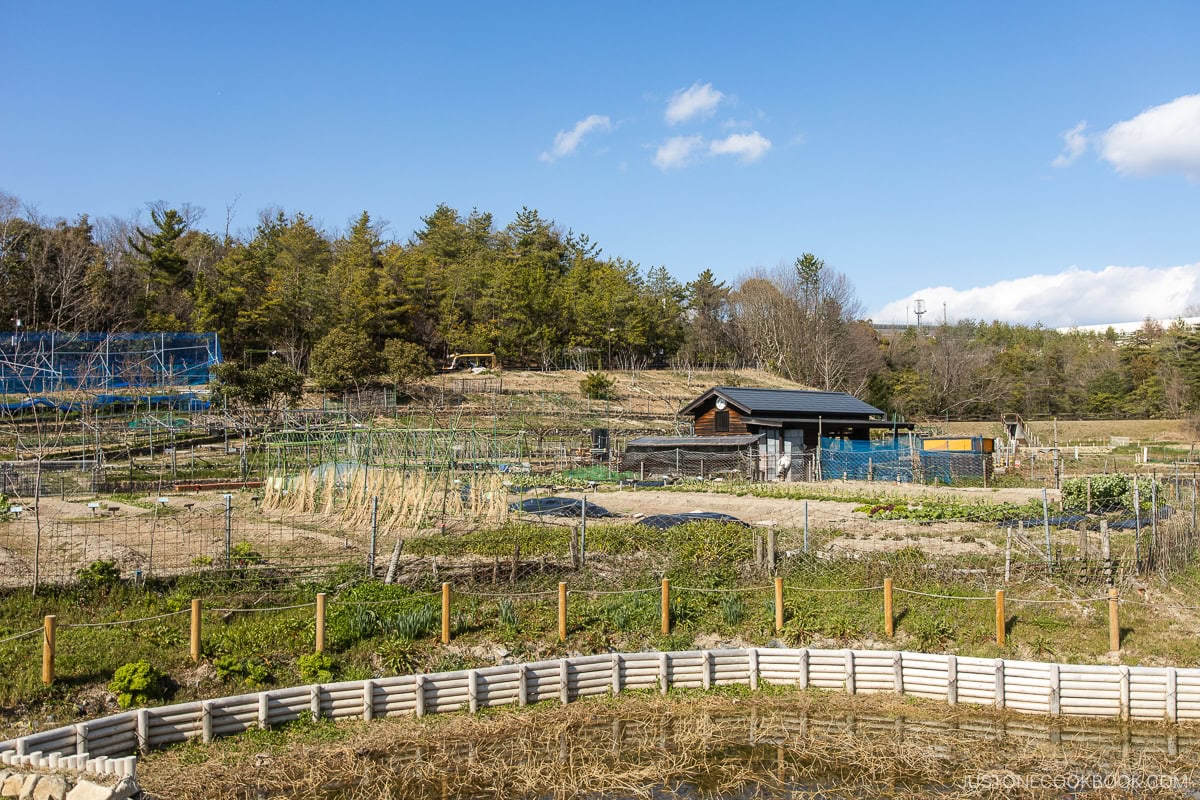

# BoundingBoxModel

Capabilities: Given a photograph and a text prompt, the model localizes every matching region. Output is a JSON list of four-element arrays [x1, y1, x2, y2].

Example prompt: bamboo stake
[[558, 582, 567, 641], [883, 578, 893, 637], [774, 577, 784, 634], [441, 582, 451, 644], [315, 593, 326, 653], [995, 590, 1005, 647], [661, 579, 670, 635], [190, 599, 202, 662], [42, 614, 56, 685], [1108, 588, 1120, 654]]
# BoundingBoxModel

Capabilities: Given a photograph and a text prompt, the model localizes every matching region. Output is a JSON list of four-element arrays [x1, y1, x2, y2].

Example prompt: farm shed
[[627, 387, 912, 481], [620, 434, 762, 479]]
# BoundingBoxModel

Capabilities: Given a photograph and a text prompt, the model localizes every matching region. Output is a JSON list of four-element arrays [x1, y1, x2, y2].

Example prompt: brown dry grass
[[940, 419, 1194, 446], [138, 690, 1200, 800]]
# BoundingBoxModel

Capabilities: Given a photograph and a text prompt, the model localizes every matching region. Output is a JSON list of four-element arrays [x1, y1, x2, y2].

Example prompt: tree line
[[1, 190, 1193, 420]]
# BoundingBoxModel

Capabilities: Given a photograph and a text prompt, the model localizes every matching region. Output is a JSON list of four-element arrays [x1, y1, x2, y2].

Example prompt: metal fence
[[1, 463, 1198, 592]]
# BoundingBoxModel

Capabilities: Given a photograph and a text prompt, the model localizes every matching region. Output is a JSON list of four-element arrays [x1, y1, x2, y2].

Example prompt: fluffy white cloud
[[665, 82, 724, 125], [540, 114, 612, 163], [710, 131, 771, 163], [1098, 94, 1200, 180], [873, 263, 1200, 328], [1052, 121, 1088, 168], [653, 135, 705, 170]]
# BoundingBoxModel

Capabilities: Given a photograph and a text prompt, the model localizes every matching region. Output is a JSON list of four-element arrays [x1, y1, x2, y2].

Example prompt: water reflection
[[319, 703, 1199, 799]]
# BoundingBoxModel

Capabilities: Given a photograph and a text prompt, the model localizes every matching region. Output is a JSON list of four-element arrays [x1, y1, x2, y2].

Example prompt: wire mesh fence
[[0, 459, 1198, 594]]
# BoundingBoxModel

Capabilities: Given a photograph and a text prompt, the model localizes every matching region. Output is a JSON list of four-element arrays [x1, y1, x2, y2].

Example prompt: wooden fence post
[[661, 579, 670, 635], [441, 582, 451, 644], [995, 590, 1005, 647], [558, 582, 568, 641], [774, 577, 784, 634], [190, 599, 202, 662], [42, 614, 56, 685], [315, 593, 326, 653], [883, 578, 894, 637], [1108, 587, 1120, 653]]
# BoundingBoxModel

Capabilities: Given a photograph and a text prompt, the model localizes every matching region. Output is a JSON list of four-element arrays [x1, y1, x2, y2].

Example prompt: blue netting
[[817, 437, 991, 484], [0, 332, 222, 393], [0, 392, 210, 413]]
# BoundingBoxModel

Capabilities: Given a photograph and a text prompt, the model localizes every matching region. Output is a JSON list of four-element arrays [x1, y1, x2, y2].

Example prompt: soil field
[[939, 418, 1194, 445]]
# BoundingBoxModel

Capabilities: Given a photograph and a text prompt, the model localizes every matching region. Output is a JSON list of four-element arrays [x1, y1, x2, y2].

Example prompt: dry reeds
[[262, 466, 508, 533], [138, 691, 1199, 800]]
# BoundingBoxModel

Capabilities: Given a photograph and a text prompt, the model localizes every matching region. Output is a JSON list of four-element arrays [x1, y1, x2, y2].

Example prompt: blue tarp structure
[[818, 437, 991, 484], [0, 332, 222, 393], [819, 437, 913, 482], [0, 392, 210, 413]]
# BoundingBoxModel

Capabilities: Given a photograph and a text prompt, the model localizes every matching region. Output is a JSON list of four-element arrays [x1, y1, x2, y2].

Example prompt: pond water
[[308, 703, 1200, 800]]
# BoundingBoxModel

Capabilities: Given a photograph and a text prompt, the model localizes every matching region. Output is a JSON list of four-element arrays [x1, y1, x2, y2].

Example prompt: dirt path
[[553, 488, 1001, 557]]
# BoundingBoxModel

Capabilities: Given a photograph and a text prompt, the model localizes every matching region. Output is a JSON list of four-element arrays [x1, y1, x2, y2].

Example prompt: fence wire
[[0, 464, 1197, 593]]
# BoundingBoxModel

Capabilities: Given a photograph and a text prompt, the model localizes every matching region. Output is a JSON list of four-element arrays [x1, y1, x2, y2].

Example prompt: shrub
[[77, 559, 121, 589], [229, 542, 264, 566], [214, 655, 271, 687], [377, 637, 418, 675], [297, 652, 336, 683], [310, 326, 383, 392], [579, 372, 616, 400], [109, 661, 169, 708], [1061, 474, 1163, 512], [908, 613, 955, 651], [383, 339, 435, 390]]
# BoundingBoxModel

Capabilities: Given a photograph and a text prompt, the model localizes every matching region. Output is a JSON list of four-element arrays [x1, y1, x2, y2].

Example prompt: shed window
[[715, 410, 730, 432]]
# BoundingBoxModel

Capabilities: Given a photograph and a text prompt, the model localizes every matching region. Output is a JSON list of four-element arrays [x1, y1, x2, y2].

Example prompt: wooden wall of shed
[[693, 406, 749, 436]]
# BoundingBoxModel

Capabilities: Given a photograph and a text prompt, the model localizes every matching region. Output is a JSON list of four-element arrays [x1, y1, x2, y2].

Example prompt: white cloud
[[1052, 121, 1088, 168], [1098, 94, 1200, 181], [653, 135, 705, 170], [540, 114, 612, 163], [665, 82, 724, 125], [873, 263, 1200, 328], [710, 131, 771, 163]]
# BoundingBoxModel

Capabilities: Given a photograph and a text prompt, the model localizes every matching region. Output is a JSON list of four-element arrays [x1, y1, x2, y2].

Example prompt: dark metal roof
[[742, 416, 914, 429], [626, 434, 762, 448], [680, 386, 886, 418]]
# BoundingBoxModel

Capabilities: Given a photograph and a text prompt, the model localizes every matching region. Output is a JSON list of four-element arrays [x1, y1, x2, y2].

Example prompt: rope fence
[[12, 576, 1179, 688]]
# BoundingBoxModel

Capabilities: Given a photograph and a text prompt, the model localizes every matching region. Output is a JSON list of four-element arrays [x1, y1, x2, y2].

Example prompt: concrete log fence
[[4, 647, 1200, 782]]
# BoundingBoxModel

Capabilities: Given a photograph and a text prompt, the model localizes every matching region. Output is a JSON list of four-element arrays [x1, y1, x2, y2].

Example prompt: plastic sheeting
[[509, 497, 615, 517]]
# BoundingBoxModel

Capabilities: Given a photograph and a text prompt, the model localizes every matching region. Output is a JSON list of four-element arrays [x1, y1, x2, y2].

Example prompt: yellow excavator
[[441, 353, 500, 371]]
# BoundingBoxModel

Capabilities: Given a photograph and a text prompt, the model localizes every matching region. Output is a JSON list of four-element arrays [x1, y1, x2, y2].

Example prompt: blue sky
[[2, 1, 1199, 327]]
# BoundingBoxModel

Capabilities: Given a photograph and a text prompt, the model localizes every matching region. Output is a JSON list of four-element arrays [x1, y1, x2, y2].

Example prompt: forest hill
[[1, 191, 1195, 421]]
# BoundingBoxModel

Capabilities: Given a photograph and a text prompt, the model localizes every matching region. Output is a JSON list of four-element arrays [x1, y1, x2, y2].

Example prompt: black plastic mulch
[[509, 497, 616, 518]]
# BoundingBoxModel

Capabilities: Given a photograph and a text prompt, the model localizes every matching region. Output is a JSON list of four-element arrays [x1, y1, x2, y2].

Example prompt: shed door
[[782, 429, 805, 454]]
